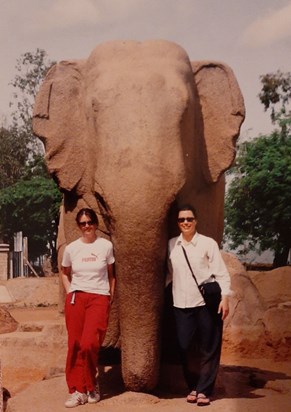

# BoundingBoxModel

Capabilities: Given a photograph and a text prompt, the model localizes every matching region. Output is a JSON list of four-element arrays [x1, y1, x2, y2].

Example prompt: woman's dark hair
[[177, 204, 197, 218], [76, 208, 99, 226]]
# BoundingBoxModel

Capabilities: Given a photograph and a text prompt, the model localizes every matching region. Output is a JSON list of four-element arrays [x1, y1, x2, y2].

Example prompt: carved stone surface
[[223, 254, 291, 359], [33, 40, 245, 391], [0, 307, 18, 334]]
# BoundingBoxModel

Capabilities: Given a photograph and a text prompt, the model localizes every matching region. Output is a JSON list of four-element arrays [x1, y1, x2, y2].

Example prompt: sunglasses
[[79, 220, 94, 227], [177, 217, 195, 223]]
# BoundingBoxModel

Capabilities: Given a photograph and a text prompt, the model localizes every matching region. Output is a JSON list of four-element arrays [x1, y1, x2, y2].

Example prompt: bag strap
[[181, 245, 205, 300]]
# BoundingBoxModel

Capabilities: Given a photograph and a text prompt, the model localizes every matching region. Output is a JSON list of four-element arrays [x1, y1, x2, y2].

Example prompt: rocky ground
[[1, 274, 291, 412], [1, 306, 290, 412]]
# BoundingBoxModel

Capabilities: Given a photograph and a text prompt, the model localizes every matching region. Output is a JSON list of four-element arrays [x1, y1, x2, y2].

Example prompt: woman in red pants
[[61, 208, 115, 408]]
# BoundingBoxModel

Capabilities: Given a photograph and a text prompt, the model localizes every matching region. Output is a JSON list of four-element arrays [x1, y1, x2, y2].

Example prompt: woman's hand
[[218, 296, 229, 320], [61, 266, 72, 294]]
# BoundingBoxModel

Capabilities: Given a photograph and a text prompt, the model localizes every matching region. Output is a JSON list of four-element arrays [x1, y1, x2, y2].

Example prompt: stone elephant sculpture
[[32, 40, 245, 392]]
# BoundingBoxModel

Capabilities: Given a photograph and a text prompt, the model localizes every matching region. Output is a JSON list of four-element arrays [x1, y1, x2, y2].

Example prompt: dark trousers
[[174, 305, 223, 396]]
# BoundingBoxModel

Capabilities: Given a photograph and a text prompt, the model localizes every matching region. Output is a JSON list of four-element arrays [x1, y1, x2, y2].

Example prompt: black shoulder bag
[[181, 245, 221, 310]]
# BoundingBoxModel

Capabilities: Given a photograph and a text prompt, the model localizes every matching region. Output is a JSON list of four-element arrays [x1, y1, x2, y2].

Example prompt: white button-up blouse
[[167, 232, 231, 308]]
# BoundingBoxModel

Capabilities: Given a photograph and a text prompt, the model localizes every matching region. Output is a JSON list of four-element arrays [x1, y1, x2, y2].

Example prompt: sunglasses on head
[[177, 217, 195, 223], [79, 220, 94, 227]]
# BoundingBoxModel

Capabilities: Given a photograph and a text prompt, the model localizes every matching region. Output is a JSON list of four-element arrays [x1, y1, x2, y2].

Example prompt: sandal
[[186, 390, 197, 403], [197, 393, 210, 406]]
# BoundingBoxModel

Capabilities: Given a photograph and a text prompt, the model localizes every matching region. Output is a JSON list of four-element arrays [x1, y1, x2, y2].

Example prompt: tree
[[0, 126, 28, 189], [259, 70, 291, 138], [0, 49, 55, 190], [259, 71, 291, 120], [0, 49, 60, 269], [225, 71, 291, 267], [9, 48, 54, 149], [0, 176, 62, 261]]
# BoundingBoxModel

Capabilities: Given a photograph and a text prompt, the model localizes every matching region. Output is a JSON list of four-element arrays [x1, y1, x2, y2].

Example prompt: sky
[[0, 0, 290, 139]]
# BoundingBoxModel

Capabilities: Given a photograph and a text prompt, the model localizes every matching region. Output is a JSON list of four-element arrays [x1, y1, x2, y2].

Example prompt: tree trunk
[[273, 246, 290, 268]]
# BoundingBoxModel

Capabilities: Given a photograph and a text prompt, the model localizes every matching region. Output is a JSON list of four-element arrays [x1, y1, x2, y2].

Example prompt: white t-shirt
[[62, 237, 115, 295]]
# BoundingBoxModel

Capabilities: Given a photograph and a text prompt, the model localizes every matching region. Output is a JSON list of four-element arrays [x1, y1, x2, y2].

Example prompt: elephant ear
[[191, 61, 245, 183], [33, 60, 88, 192]]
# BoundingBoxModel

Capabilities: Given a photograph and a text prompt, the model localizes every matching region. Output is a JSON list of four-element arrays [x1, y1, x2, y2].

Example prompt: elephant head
[[33, 40, 245, 391]]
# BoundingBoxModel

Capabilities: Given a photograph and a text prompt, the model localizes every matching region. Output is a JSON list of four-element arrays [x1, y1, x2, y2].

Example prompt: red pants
[[65, 291, 110, 393]]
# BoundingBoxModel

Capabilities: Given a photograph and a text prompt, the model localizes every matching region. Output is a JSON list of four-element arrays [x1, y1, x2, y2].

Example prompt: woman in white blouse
[[168, 204, 230, 406]]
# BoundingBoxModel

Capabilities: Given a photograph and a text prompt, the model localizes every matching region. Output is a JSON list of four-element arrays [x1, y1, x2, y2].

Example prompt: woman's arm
[[108, 263, 116, 303], [208, 240, 231, 298], [208, 240, 230, 320], [61, 266, 72, 294]]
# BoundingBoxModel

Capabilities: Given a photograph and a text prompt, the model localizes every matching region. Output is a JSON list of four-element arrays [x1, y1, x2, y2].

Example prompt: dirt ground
[[2, 306, 291, 412]]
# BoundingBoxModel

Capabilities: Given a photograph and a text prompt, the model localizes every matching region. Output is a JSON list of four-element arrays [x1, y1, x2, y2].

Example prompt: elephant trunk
[[113, 220, 168, 391]]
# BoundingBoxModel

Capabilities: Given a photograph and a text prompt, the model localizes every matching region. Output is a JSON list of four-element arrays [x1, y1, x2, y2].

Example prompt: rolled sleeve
[[208, 240, 231, 296], [106, 243, 115, 265], [61, 246, 71, 267]]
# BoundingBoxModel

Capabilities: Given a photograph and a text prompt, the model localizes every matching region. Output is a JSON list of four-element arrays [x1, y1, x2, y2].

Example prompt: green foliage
[[225, 132, 291, 255], [0, 125, 49, 190], [259, 71, 291, 135], [9, 48, 55, 146], [259, 71, 291, 115], [0, 126, 27, 188], [0, 49, 60, 266], [0, 49, 55, 191], [225, 71, 291, 267], [0, 176, 62, 260]]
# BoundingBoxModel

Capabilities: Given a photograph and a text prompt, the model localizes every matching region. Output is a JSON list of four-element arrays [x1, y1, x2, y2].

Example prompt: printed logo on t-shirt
[[81, 253, 98, 262]]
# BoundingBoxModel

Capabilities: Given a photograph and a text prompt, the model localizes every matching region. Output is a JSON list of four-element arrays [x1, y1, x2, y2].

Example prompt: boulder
[[222, 254, 291, 359], [5, 277, 59, 307], [0, 307, 18, 334]]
